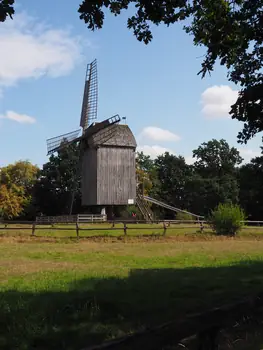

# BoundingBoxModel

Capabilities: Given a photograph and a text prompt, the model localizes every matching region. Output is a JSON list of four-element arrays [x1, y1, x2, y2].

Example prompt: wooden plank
[[82, 148, 98, 206], [97, 147, 136, 205]]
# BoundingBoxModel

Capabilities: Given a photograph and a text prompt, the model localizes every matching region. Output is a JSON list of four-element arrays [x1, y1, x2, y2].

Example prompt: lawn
[[1, 235, 263, 349]]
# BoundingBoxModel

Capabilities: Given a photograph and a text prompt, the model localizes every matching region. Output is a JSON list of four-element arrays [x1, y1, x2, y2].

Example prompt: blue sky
[[0, 0, 262, 167]]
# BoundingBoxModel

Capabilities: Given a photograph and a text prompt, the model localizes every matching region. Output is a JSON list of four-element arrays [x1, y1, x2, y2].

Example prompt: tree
[[1, 160, 39, 190], [0, 161, 39, 219], [154, 152, 191, 209], [136, 152, 159, 197], [0, 184, 24, 219], [34, 143, 81, 216], [186, 139, 242, 215], [239, 149, 263, 220], [136, 152, 155, 173], [192, 139, 243, 177], [0, 0, 14, 22], [77, 0, 263, 143]]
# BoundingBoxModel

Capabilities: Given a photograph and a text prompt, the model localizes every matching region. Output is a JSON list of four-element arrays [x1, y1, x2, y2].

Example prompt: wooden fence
[[81, 293, 263, 350], [35, 214, 107, 224], [35, 215, 77, 224], [0, 221, 194, 237], [1, 220, 263, 238]]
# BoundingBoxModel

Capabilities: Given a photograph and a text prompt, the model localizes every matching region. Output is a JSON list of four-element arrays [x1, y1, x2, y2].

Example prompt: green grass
[[1, 236, 263, 349]]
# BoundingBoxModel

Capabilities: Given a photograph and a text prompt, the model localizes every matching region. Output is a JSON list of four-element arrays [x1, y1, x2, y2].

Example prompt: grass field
[[2, 232, 263, 349]]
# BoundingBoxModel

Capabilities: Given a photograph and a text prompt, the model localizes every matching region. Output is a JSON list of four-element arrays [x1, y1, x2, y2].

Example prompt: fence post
[[32, 223, 36, 236], [197, 327, 219, 350], [76, 222, 79, 239], [163, 222, 167, 236], [123, 223, 127, 236]]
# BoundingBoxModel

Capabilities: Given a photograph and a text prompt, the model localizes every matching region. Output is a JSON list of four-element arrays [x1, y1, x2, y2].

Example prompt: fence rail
[[81, 292, 263, 350], [0, 222, 176, 237], [1, 219, 263, 238], [35, 215, 77, 223], [35, 214, 107, 224]]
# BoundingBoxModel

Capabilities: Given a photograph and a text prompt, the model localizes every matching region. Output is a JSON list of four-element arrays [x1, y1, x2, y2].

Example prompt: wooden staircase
[[136, 193, 154, 222]]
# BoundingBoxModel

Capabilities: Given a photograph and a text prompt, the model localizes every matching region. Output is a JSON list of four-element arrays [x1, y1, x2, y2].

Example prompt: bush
[[120, 205, 143, 220], [176, 211, 194, 221], [209, 203, 245, 236]]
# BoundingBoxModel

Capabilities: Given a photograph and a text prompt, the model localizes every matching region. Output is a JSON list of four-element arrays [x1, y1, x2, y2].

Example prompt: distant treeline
[[0, 139, 262, 220]]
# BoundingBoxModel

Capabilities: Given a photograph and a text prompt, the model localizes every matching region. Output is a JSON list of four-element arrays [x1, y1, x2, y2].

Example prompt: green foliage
[[34, 142, 81, 216], [0, 0, 14, 22], [0, 160, 39, 189], [1, 138, 263, 222], [136, 152, 154, 173], [239, 150, 263, 220], [176, 211, 194, 221], [154, 153, 191, 209], [0, 161, 39, 219], [0, 184, 24, 219], [186, 1, 263, 144], [192, 139, 243, 176], [136, 152, 159, 198], [120, 205, 142, 220], [186, 139, 242, 216], [209, 203, 245, 236]]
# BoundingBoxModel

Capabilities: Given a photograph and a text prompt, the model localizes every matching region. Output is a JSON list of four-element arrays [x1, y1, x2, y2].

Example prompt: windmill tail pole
[[143, 195, 204, 219]]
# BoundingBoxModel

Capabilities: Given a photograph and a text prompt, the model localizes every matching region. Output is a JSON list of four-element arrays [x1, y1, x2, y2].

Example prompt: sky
[[0, 0, 262, 168]]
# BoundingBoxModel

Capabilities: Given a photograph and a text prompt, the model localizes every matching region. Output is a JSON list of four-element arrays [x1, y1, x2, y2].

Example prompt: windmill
[[46, 59, 137, 216]]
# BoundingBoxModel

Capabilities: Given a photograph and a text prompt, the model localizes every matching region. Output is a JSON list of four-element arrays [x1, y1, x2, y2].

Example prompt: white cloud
[[0, 12, 83, 92], [137, 145, 175, 158], [0, 110, 36, 124], [138, 126, 181, 142], [201, 85, 239, 119], [185, 156, 195, 165], [238, 148, 261, 163]]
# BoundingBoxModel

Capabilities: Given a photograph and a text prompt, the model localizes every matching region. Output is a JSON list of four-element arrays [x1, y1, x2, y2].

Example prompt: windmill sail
[[80, 59, 98, 131], [47, 129, 81, 155]]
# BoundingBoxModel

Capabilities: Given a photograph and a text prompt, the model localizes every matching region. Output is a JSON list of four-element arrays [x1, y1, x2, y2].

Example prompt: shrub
[[176, 211, 194, 221], [120, 205, 143, 220], [209, 203, 245, 236]]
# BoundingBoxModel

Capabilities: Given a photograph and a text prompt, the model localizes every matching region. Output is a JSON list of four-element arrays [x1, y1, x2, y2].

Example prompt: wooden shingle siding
[[81, 124, 137, 206], [81, 148, 97, 205], [97, 147, 136, 205]]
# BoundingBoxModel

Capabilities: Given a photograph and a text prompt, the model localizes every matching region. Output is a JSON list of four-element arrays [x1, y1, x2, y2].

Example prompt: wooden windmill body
[[46, 60, 137, 212]]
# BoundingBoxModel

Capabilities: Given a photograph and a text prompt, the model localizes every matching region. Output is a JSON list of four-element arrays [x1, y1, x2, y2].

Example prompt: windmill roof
[[88, 124, 137, 148]]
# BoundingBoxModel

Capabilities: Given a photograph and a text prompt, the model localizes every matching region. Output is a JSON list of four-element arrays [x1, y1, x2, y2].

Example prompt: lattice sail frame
[[46, 60, 122, 156], [47, 129, 80, 155], [80, 59, 98, 132]]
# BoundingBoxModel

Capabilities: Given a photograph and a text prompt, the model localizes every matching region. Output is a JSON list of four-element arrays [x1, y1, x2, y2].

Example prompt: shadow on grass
[[2, 261, 263, 349]]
